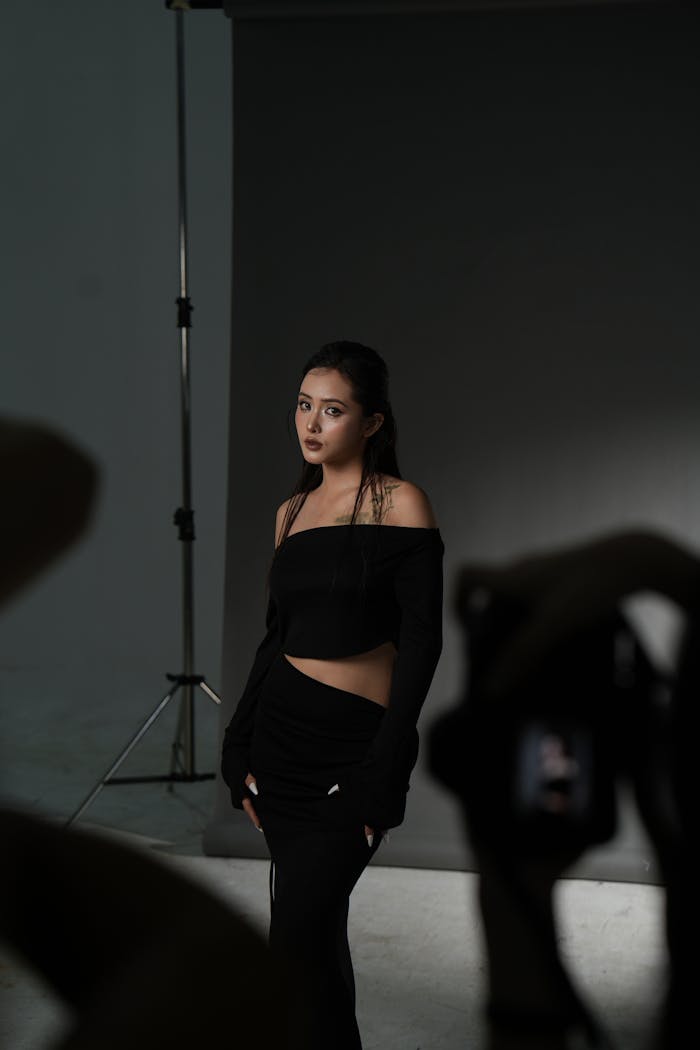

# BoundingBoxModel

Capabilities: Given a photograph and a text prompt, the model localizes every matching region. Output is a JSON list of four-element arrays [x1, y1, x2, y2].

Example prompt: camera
[[429, 588, 657, 857]]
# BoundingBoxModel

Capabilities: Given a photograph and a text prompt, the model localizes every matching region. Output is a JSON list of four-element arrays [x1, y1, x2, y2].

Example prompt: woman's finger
[[242, 798, 263, 832], [364, 824, 374, 848]]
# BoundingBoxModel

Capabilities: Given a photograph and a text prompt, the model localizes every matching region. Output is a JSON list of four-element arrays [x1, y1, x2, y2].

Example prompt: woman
[[221, 341, 443, 1049]]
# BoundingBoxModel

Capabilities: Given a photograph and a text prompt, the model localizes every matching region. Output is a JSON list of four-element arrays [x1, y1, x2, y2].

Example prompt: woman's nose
[[306, 414, 321, 432]]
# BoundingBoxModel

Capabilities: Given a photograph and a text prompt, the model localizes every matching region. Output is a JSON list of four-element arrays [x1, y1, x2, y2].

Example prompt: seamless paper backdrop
[[205, 4, 700, 880]]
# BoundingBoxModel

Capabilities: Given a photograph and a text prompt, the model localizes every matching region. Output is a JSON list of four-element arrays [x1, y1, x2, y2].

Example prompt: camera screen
[[514, 722, 594, 821]]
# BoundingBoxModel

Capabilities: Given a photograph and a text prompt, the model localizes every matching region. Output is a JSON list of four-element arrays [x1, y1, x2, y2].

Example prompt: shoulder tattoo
[[333, 482, 402, 526]]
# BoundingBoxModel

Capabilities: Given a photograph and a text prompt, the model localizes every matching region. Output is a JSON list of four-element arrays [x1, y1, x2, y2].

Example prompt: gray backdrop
[[205, 2, 700, 881]]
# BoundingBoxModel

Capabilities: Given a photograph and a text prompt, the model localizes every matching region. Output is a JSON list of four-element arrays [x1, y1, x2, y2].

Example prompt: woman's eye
[[297, 401, 341, 416]]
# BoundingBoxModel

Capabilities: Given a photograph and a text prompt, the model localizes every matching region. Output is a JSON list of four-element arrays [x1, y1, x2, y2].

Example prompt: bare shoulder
[[274, 498, 293, 547], [379, 476, 438, 528]]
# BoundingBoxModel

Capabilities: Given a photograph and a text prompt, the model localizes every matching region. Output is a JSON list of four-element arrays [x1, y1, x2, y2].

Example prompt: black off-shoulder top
[[221, 524, 444, 829]]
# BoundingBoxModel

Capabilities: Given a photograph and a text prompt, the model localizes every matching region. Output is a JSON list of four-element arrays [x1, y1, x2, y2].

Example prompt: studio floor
[[1, 810, 667, 1050], [1, 675, 667, 1050]]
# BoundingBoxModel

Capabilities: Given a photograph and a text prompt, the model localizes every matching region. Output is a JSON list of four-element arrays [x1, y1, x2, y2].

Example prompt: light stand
[[67, 5, 222, 827]]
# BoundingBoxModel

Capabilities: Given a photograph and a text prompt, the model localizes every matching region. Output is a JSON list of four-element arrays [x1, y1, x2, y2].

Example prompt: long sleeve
[[352, 531, 444, 829], [221, 593, 279, 809]]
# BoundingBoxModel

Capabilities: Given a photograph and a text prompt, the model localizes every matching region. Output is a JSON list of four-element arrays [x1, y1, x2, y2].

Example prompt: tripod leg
[[168, 678, 222, 782], [198, 680, 221, 705], [169, 685, 191, 781], [66, 683, 182, 827]]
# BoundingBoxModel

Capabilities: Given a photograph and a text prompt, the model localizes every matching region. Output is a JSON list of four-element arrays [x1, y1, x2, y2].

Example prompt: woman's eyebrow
[[298, 391, 348, 407]]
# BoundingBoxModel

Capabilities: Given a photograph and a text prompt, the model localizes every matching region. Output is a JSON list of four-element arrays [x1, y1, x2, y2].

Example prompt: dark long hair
[[276, 341, 401, 549]]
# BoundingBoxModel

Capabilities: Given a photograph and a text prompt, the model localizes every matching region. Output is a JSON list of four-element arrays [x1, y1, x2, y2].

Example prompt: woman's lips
[[304, 440, 322, 450]]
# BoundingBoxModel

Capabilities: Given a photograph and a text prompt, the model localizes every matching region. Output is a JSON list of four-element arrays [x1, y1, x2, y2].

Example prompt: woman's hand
[[455, 529, 700, 700], [242, 773, 262, 832], [328, 783, 377, 847]]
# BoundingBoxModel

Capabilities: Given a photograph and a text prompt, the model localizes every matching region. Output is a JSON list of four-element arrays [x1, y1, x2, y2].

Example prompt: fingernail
[[366, 833, 374, 848], [257, 825, 263, 833], [249, 782, 259, 796], [328, 783, 340, 795]]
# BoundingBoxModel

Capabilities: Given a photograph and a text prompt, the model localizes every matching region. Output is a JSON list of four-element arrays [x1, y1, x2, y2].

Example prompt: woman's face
[[295, 368, 382, 468]]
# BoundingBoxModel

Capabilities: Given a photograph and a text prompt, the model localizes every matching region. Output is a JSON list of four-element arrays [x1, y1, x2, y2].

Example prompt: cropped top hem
[[283, 637, 397, 660]]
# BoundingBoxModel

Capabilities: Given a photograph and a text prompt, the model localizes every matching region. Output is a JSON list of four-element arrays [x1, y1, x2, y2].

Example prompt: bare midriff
[[283, 641, 397, 707]]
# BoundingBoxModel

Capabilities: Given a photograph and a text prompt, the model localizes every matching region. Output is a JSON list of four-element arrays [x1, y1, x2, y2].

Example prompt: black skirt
[[250, 651, 385, 828], [249, 652, 386, 1050]]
